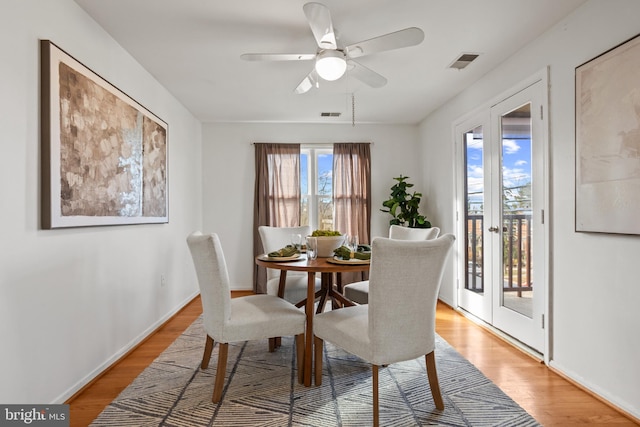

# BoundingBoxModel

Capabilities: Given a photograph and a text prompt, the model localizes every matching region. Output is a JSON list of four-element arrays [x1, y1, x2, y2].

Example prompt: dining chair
[[186, 232, 306, 403], [313, 235, 455, 426], [258, 225, 321, 304], [389, 224, 440, 240], [343, 225, 440, 304]]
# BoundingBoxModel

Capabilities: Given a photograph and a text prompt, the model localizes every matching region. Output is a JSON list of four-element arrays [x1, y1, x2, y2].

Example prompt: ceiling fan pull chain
[[352, 93, 355, 127]]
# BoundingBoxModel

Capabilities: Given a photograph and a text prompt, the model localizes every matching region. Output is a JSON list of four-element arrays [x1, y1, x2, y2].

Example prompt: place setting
[[326, 234, 371, 265], [256, 232, 306, 261], [256, 231, 372, 264]]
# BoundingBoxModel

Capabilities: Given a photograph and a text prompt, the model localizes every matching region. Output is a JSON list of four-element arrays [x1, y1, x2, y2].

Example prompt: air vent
[[448, 53, 479, 70], [321, 112, 341, 117]]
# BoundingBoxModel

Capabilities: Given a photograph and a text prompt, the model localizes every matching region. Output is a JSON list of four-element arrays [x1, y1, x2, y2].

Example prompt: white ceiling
[[73, 0, 586, 125]]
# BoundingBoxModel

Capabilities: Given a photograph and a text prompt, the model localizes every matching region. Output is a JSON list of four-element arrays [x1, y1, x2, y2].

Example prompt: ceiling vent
[[448, 53, 479, 70], [321, 112, 341, 117]]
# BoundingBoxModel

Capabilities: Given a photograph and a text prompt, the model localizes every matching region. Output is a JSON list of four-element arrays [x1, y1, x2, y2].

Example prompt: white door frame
[[452, 68, 550, 363]]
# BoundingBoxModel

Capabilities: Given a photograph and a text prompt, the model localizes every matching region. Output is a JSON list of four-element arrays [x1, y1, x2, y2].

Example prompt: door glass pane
[[464, 125, 484, 294], [500, 103, 533, 317]]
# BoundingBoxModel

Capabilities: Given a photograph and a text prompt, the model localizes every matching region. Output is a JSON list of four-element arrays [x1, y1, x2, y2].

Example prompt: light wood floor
[[67, 294, 638, 426]]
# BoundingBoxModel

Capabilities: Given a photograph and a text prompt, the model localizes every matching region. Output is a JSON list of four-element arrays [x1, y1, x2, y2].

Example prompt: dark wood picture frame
[[40, 40, 168, 229]]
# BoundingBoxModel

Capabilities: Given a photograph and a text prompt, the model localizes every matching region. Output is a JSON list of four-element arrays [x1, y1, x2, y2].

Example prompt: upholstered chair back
[[367, 235, 454, 365], [186, 232, 232, 339], [388, 225, 440, 240]]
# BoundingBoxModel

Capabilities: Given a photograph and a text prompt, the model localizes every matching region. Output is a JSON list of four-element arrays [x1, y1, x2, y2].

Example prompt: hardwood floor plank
[[67, 295, 639, 426], [435, 302, 638, 426], [66, 296, 203, 427]]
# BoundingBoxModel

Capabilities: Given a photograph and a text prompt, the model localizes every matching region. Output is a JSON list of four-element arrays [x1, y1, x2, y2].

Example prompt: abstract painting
[[575, 33, 640, 234], [40, 40, 168, 228]]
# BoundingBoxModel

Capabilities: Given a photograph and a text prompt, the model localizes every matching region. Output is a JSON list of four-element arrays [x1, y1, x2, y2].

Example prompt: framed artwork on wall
[[575, 33, 640, 234], [40, 40, 168, 229]]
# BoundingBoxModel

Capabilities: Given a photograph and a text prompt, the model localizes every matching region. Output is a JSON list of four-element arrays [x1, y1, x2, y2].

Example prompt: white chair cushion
[[221, 294, 306, 343], [343, 280, 370, 304], [313, 305, 370, 360]]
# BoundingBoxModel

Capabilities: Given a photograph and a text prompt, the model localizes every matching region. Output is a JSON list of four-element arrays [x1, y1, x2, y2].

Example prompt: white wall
[[202, 123, 423, 289], [419, 0, 640, 418], [0, 1, 202, 403]]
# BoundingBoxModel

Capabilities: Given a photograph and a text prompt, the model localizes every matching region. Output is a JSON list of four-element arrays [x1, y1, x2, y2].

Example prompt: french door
[[456, 75, 547, 353]]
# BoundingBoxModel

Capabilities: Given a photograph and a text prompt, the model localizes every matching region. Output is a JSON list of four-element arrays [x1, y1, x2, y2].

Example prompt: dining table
[[255, 254, 370, 387]]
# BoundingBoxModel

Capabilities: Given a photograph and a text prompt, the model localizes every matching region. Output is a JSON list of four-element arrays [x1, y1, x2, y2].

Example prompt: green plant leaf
[[382, 176, 431, 229], [390, 202, 399, 217]]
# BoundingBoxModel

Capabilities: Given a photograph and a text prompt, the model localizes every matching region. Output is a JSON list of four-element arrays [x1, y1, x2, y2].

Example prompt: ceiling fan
[[240, 2, 424, 94]]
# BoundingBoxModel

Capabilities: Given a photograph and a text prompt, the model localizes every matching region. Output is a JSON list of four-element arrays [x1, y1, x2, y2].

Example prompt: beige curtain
[[333, 143, 371, 285], [253, 143, 300, 293]]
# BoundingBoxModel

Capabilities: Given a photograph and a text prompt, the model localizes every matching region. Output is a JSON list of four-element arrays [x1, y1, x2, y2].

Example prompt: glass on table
[[346, 234, 359, 256], [291, 233, 302, 251], [305, 236, 318, 260]]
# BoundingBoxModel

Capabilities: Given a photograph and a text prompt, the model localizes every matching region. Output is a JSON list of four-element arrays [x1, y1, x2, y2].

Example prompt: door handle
[[488, 226, 499, 233]]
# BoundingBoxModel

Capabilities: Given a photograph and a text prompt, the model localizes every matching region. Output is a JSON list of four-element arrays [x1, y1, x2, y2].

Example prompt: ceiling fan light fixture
[[315, 50, 347, 81]]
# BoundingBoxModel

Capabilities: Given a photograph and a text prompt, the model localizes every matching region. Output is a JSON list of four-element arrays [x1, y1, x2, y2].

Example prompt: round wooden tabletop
[[255, 255, 370, 274]]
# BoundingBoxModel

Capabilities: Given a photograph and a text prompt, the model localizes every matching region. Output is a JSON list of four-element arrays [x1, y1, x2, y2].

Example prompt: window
[[300, 146, 333, 231], [254, 142, 370, 291]]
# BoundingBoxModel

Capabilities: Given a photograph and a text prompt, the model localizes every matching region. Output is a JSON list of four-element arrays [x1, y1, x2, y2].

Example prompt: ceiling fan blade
[[345, 27, 424, 59], [294, 69, 320, 94], [303, 2, 337, 50], [241, 53, 315, 61], [348, 60, 387, 88]]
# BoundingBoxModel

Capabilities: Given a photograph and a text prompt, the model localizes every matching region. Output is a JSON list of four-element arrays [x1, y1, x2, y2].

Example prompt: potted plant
[[381, 175, 432, 228]]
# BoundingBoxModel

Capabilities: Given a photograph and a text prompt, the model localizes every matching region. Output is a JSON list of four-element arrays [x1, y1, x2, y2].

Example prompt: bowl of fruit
[[311, 230, 345, 257]]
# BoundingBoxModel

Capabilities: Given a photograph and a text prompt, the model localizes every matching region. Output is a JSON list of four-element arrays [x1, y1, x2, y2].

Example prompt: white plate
[[326, 256, 370, 265], [258, 253, 302, 262]]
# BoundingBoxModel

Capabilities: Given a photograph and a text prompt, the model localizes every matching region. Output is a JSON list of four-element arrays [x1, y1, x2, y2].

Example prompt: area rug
[[91, 316, 540, 426]]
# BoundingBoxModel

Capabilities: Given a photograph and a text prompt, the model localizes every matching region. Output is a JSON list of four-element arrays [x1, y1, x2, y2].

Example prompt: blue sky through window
[[300, 151, 332, 195], [466, 131, 532, 214]]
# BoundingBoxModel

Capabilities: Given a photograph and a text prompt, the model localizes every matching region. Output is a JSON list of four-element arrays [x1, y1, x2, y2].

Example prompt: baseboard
[[60, 291, 200, 404]]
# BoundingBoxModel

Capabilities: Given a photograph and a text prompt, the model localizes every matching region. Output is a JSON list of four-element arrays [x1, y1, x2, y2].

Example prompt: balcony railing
[[466, 214, 533, 296]]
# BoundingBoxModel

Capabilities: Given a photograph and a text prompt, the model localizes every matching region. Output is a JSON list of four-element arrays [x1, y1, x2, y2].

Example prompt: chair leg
[[295, 333, 304, 384], [373, 364, 379, 427], [201, 335, 214, 369], [212, 343, 229, 403], [268, 336, 283, 352], [332, 273, 343, 310], [425, 351, 444, 410], [313, 335, 323, 386]]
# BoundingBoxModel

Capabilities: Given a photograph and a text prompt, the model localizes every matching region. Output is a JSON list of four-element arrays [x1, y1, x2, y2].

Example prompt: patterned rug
[[91, 316, 540, 426]]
